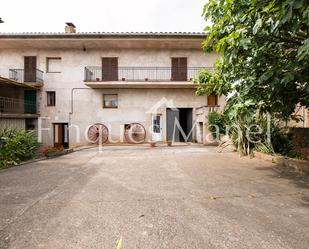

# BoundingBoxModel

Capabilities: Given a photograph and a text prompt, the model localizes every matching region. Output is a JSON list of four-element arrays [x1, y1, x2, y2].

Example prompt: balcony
[[0, 96, 38, 118], [9, 69, 44, 87], [84, 66, 213, 89], [196, 105, 221, 123]]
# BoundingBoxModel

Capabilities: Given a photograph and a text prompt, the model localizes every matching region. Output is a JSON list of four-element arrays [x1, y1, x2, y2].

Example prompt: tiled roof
[[0, 31, 205, 38]]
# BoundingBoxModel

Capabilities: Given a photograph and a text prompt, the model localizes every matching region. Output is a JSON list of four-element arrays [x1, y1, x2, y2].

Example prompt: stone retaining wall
[[289, 128, 309, 160]]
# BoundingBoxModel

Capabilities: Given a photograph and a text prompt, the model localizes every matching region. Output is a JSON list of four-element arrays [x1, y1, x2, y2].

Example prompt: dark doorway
[[24, 56, 37, 82], [24, 90, 37, 114], [25, 118, 36, 130], [167, 108, 193, 142], [53, 123, 69, 149]]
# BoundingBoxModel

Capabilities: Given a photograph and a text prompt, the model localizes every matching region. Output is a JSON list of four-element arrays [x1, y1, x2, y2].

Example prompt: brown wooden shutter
[[24, 56, 37, 82], [102, 57, 118, 81], [102, 58, 109, 81], [110, 57, 118, 81], [207, 94, 218, 106], [171, 58, 178, 81], [179, 57, 187, 81], [171, 57, 187, 81], [53, 123, 63, 149]]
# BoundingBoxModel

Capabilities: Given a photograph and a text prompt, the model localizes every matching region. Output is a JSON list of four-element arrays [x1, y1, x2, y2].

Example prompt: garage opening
[[167, 108, 193, 142]]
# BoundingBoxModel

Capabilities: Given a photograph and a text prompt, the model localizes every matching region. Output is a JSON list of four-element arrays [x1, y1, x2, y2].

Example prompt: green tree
[[196, 0, 309, 120]]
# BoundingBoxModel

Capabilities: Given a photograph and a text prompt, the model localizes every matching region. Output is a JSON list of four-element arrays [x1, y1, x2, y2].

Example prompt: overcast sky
[[0, 0, 207, 33]]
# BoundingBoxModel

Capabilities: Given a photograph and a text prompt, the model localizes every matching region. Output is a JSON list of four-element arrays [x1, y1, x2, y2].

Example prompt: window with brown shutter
[[24, 56, 37, 82], [207, 94, 218, 106], [102, 57, 118, 81], [171, 57, 187, 81]]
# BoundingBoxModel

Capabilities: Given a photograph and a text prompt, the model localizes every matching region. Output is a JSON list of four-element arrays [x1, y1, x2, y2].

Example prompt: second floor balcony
[[84, 66, 213, 88], [9, 69, 44, 87], [0, 96, 38, 116]]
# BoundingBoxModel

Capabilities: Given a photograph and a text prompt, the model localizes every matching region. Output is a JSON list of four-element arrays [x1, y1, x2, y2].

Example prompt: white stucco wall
[[0, 47, 222, 147]]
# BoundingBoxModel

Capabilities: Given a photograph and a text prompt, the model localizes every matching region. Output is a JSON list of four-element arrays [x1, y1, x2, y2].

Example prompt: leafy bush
[[0, 128, 40, 168], [270, 127, 292, 155], [222, 100, 303, 158], [284, 150, 304, 159], [223, 99, 261, 155], [207, 111, 226, 139], [269, 127, 304, 159]]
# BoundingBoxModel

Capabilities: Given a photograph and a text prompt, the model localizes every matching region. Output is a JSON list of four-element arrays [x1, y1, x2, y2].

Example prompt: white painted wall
[[0, 47, 222, 147]]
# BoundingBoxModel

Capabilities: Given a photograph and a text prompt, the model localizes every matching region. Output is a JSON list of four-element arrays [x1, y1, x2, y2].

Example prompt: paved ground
[[0, 145, 309, 249]]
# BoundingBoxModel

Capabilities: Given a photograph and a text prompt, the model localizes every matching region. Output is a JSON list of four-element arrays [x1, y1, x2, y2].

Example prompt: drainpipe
[[69, 87, 92, 125]]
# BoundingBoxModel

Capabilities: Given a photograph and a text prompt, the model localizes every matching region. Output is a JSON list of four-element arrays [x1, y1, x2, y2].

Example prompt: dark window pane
[[47, 91, 56, 106]]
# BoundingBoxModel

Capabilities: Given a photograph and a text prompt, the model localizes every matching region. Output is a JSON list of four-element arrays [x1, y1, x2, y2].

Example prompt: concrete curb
[[254, 151, 309, 173], [1, 148, 76, 171], [45, 148, 74, 158]]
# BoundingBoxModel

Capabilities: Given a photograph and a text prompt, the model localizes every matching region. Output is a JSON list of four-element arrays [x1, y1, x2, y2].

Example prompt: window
[[47, 91, 56, 106], [47, 57, 61, 73], [207, 94, 218, 106], [103, 94, 118, 108]]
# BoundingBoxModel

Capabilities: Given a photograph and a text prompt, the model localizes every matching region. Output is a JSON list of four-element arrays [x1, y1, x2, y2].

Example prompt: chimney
[[65, 22, 76, 33]]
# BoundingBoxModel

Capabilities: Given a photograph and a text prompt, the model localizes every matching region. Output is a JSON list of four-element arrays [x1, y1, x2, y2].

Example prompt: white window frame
[[46, 57, 62, 73]]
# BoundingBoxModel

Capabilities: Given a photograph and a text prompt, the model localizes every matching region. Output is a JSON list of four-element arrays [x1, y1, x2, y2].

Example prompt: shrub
[[207, 111, 226, 139], [0, 128, 40, 168], [270, 127, 292, 155]]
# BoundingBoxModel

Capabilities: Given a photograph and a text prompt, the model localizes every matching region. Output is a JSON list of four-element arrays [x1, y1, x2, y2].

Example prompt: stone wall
[[289, 128, 309, 160]]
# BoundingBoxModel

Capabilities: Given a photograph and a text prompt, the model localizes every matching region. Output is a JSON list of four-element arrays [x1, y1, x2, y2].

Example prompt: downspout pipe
[[69, 87, 92, 125]]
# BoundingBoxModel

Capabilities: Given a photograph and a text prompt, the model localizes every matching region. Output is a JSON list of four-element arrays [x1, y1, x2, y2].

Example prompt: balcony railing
[[196, 105, 221, 117], [84, 66, 213, 82], [0, 96, 37, 114], [9, 69, 44, 83]]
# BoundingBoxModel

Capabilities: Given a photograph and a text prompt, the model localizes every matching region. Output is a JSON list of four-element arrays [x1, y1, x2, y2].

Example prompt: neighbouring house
[[287, 105, 309, 128]]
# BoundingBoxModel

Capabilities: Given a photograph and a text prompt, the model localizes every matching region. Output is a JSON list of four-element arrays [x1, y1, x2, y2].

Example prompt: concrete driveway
[[0, 145, 308, 249]]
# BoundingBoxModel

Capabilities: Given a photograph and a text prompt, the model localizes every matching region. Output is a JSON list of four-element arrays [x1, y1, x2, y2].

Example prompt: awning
[[0, 76, 37, 89]]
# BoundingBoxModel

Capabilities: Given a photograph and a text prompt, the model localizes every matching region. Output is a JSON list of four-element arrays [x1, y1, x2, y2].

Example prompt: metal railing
[[84, 66, 213, 82], [9, 69, 44, 83], [0, 96, 37, 114], [196, 105, 221, 116]]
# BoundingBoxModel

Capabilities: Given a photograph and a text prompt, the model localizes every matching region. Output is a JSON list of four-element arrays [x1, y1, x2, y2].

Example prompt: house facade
[[0, 24, 227, 148], [1, 24, 308, 148]]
